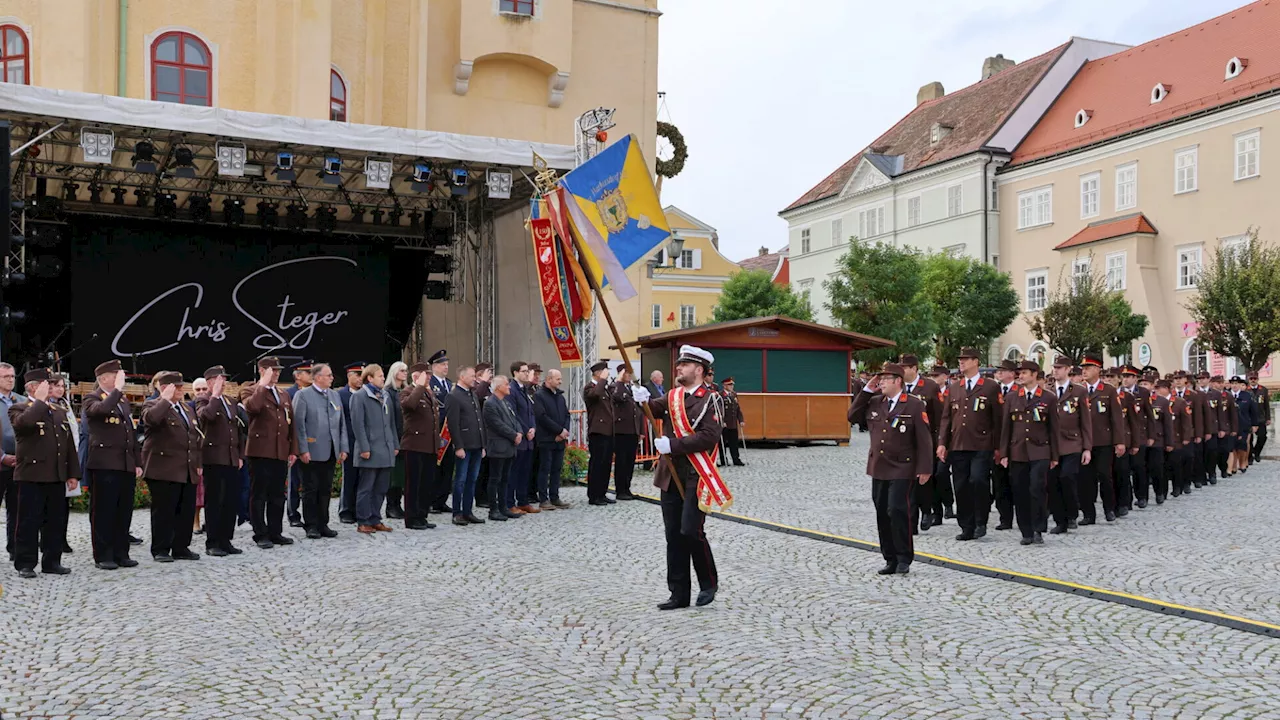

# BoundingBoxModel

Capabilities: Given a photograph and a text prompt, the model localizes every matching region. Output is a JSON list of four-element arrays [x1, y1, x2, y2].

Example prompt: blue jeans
[[537, 445, 566, 503], [452, 449, 483, 517], [505, 449, 533, 508], [356, 466, 392, 526]]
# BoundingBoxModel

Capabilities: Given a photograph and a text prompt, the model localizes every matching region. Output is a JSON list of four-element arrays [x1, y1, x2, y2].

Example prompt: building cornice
[[576, 0, 662, 16]]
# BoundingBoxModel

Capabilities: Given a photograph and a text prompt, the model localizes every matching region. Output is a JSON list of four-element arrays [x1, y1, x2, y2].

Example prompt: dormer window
[[930, 122, 953, 144], [1225, 57, 1247, 80], [1074, 109, 1092, 129], [1150, 83, 1169, 104]]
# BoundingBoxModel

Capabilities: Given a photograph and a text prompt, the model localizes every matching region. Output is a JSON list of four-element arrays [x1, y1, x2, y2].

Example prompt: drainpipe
[[117, 0, 128, 96], [981, 152, 993, 263]]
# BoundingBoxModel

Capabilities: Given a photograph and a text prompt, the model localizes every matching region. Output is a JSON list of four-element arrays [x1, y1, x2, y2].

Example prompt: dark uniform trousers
[[403, 450, 435, 524], [2, 469, 14, 557], [1128, 448, 1148, 506], [1169, 446, 1192, 496], [248, 457, 288, 541], [949, 450, 992, 532], [13, 482, 67, 571], [1080, 447, 1116, 521], [88, 469, 136, 564], [1008, 460, 1048, 540], [1143, 447, 1164, 501], [586, 433, 614, 501], [1113, 453, 1132, 511], [991, 462, 1013, 527], [146, 479, 197, 557], [300, 458, 337, 531], [1047, 453, 1080, 530], [722, 429, 742, 464], [613, 434, 638, 497], [287, 463, 303, 523], [915, 457, 950, 526], [203, 464, 240, 550], [339, 453, 359, 518], [1253, 423, 1268, 462], [434, 446, 455, 511], [933, 458, 953, 516], [1191, 439, 1206, 488], [661, 466, 717, 602], [872, 477, 913, 566], [1212, 436, 1229, 480]]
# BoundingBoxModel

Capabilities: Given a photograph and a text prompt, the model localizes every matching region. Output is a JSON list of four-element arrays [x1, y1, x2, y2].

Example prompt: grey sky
[[656, 0, 1248, 263]]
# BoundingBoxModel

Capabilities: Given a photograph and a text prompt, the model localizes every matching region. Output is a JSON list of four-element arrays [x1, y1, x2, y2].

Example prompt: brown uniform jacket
[[1050, 383, 1093, 456], [1148, 395, 1176, 449], [584, 378, 615, 437], [902, 377, 942, 443], [194, 392, 241, 467], [9, 400, 80, 483], [1084, 381, 1128, 448], [849, 390, 932, 479], [1117, 386, 1147, 449], [721, 391, 745, 431], [646, 385, 722, 493], [1203, 388, 1226, 436], [1171, 395, 1195, 446], [938, 375, 1003, 453], [610, 382, 644, 436], [82, 386, 141, 472], [1184, 388, 1208, 440], [243, 384, 297, 460], [140, 398, 202, 483], [399, 384, 440, 454], [999, 385, 1059, 463], [1251, 384, 1271, 422]]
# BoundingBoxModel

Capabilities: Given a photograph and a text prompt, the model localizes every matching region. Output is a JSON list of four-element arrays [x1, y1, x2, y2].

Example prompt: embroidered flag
[[530, 215, 584, 366]]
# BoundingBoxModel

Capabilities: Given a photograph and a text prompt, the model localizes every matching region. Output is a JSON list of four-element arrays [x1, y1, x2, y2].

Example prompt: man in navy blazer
[[426, 350, 453, 513], [506, 361, 538, 514]]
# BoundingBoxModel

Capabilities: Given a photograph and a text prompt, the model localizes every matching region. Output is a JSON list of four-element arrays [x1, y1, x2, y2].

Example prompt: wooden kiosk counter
[[616, 316, 894, 443]]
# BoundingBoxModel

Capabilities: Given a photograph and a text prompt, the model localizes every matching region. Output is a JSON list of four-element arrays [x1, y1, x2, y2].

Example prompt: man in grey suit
[[293, 363, 349, 539], [1, 362, 28, 559]]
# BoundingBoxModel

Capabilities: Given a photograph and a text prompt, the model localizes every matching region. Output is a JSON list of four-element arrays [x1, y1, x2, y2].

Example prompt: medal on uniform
[[899, 424, 907, 433], [1099, 401, 1107, 413], [1033, 407, 1042, 422], [36, 421, 45, 436], [890, 417, 898, 428]]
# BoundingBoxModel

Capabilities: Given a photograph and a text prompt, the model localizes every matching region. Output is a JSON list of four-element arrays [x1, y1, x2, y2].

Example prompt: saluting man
[[583, 360, 616, 506], [399, 362, 439, 530], [1115, 366, 1148, 514], [141, 371, 203, 563], [243, 357, 299, 549], [82, 360, 142, 570], [938, 347, 1004, 541], [610, 366, 644, 500], [998, 360, 1058, 546], [9, 368, 80, 578], [194, 365, 244, 556], [1169, 373, 1197, 497], [899, 355, 940, 532], [427, 350, 454, 514], [1079, 354, 1128, 524], [849, 363, 932, 574]]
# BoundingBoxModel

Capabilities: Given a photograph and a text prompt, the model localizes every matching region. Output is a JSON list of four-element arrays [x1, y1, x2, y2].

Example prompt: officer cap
[[344, 361, 366, 373], [590, 359, 610, 373], [258, 356, 283, 370], [1121, 365, 1139, 376], [899, 354, 920, 367], [1069, 366, 1083, 376], [408, 362, 431, 374], [1211, 374, 1225, 382], [289, 359, 314, 373], [998, 359, 1018, 372], [1231, 375, 1246, 384], [428, 349, 448, 365], [1081, 354, 1104, 368], [528, 363, 542, 373], [1018, 360, 1039, 372], [203, 365, 229, 380], [1248, 371, 1260, 380], [676, 345, 715, 369], [1196, 370, 1210, 380], [930, 365, 950, 376], [958, 347, 981, 360], [879, 363, 905, 379], [722, 377, 735, 384], [1053, 355, 1073, 368], [94, 359, 123, 376], [23, 368, 50, 383], [154, 371, 183, 386]]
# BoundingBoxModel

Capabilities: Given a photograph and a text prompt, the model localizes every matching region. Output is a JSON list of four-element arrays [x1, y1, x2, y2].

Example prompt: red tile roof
[[1014, 1, 1280, 165], [783, 44, 1068, 213], [738, 251, 783, 274], [1054, 213, 1158, 250]]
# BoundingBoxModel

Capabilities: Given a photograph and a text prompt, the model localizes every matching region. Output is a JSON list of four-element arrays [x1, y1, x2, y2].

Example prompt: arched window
[[329, 69, 347, 122], [151, 31, 211, 106], [1185, 339, 1208, 375], [1029, 342, 1049, 367], [0, 24, 30, 85], [1004, 345, 1023, 362]]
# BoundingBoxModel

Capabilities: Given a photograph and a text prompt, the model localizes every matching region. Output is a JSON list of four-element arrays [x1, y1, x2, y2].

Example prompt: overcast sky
[[656, 0, 1248, 263]]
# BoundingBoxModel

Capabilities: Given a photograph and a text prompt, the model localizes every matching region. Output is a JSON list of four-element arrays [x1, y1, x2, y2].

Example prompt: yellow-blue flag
[[558, 134, 671, 302]]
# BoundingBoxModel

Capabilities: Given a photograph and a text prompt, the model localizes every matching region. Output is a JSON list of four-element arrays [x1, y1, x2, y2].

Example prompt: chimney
[[917, 81, 945, 106], [981, 53, 1016, 80], [758, 246, 769, 256]]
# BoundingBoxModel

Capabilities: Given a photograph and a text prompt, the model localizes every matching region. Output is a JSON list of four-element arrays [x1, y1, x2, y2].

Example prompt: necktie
[[1058, 386, 1064, 399], [967, 379, 974, 392], [177, 404, 189, 428], [222, 397, 231, 418], [889, 397, 897, 414]]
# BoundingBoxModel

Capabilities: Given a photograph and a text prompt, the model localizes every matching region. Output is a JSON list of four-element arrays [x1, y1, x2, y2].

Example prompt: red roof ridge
[[915, 42, 1071, 110], [1054, 212, 1158, 251], [1085, 0, 1270, 67]]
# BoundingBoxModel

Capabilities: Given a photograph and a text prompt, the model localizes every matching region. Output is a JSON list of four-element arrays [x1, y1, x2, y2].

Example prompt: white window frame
[[1105, 251, 1126, 291], [1025, 269, 1048, 311], [1017, 186, 1053, 229], [800, 227, 810, 254], [678, 249, 695, 269], [650, 304, 662, 329], [1080, 172, 1100, 219], [906, 196, 921, 228], [947, 185, 962, 217], [1184, 338, 1209, 374], [679, 304, 696, 329], [1235, 130, 1260, 181], [831, 218, 843, 245], [796, 278, 814, 291], [858, 206, 885, 239], [1115, 162, 1137, 211], [1221, 233, 1249, 262], [1071, 256, 1092, 291], [943, 243, 965, 258], [1177, 244, 1203, 290], [1175, 146, 1198, 194]]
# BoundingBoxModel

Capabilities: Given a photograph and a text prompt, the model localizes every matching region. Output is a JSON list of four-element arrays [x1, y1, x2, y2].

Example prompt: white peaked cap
[[677, 344, 714, 367]]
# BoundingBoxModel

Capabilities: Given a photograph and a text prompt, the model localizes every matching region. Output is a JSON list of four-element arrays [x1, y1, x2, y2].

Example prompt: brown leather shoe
[[538, 501, 557, 511], [373, 523, 394, 532], [517, 504, 541, 514], [507, 506, 526, 515], [357, 525, 376, 534]]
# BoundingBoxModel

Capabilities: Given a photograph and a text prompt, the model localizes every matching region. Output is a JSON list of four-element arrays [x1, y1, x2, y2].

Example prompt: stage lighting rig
[[88, 181, 104, 204], [223, 197, 246, 226], [365, 157, 393, 190], [133, 188, 151, 208], [257, 200, 280, 229], [131, 140, 158, 174], [79, 126, 115, 164], [285, 203, 309, 231], [111, 186, 127, 205], [154, 192, 178, 219], [61, 182, 80, 202], [172, 146, 197, 178], [274, 151, 295, 181], [425, 253, 453, 275], [216, 141, 247, 177], [321, 155, 342, 185], [423, 280, 453, 301], [189, 195, 213, 223], [315, 204, 337, 233], [411, 161, 432, 192]]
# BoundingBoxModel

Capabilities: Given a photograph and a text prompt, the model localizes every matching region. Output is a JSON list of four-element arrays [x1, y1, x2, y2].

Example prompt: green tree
[[921, 253, 1020, 366], [1105, 295, 1149, 364], [1185, 228, 1280, 372], [825, 241, 932, 367], [1027, 256, 1146, 365], [711, 269, 814, 323]]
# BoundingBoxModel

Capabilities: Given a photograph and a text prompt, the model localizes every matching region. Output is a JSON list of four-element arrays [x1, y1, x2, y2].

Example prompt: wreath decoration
[[656, 121, 688, 179]]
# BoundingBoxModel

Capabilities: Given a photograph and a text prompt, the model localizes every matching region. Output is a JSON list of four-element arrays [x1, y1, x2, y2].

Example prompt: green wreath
[[656, 121, 687, 179]]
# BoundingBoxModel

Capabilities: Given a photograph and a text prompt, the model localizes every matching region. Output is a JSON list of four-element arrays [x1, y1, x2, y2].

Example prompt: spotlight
[[173, 146, 197, 178], [62, 182, 80, 202], [131, 140, 157, 173], [88, 181, 104, 204], [133, 187, 151, 208], [34, 196, 64, 220], [257, 200, 280, 229], [222, 197, 246, 226], [371, 208, 385, 225], [28, 224, 62, 249], [425, 253, 453, 274], [111, 186, 127, 205], [321, 155, 342, 185], [486, 168, 513, 200], [29, 255, 63, 279], [285, 203, 309, 231], [425, 226, 452, 248], [0, 307, 26, 326], [365, 157, 393, 190], [351, 206, 366, 224], [189, 195, 212, 223], [388, 206, 403, 227], [408, 210, 422, 231], [2, 268, 25, 287], [216, 141, 247, 177], [274, 151, 295, 182], [154, 192, 178, 219], [79, 126, 115, 164], [423, 280, 452, 300], [314, 204, 337, 233], [411, 161, 432, 192]]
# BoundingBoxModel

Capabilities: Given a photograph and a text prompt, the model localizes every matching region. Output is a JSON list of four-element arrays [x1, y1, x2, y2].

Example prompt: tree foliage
[[1105, 295, 1149, 362], [1185, 228, 1280, 372], [824, 241, 933, 367], [711, 269, 814, 323], [920, 253, 1020, 366], [1027, 256, 1146, 365]]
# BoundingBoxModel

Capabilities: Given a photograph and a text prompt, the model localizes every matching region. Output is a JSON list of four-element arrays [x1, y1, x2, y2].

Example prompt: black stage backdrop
[[69, 218, 390, 381]]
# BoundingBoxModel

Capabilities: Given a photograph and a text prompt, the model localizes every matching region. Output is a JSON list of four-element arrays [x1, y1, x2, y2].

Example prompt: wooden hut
[[615, 316, 894, 443]]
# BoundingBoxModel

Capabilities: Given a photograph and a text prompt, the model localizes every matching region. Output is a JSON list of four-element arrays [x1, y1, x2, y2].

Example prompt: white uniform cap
[[676, 344, 714, 368]]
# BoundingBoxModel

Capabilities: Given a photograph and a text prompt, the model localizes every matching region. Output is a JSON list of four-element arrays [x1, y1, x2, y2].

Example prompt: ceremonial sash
[[668, 388, 733, 513], [531, 216, 584, 366], [437, 421, 451, 465]]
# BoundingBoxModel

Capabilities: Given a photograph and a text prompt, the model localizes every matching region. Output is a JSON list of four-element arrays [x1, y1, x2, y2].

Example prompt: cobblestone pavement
[[716, 433, 1280, 626], [5, 472, 1280, 719]]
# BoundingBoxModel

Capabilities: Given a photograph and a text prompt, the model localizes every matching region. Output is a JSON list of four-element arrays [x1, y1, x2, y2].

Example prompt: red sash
[[668, 388, 733, 513]]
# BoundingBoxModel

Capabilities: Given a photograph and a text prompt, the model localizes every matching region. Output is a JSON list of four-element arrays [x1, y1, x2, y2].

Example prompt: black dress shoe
[[877, 563, 899, 575], [895, 564, 910, 574], [305, 529, 322, 539], [944, 507, 956, 519], [1155, 495, 1165, 504], [589, 499, 608, 506], [1049, 525, 1067, 535], [974, 525, 988, 539], [62, 543, 73, 554], [615, 493, 637, 501], [464, 514, 486, 524], [956, 530, 975, 541], [153, 554, 174, 563], [339, 514, 356, 525], [1078, 518, 1095, 526], [1136, 499, 1147, 509], [1116, 508, 1129, 517], [319, 527, 338, 538], [696, 588, 717, 606], [1067, 519, 1078, 529], [17, 568, 35, 579], [435, 504, 453, 514], [920, 515, 933, 531], [172, 551, 201, 561], [129, 534, 143, 545], [488, 510, 508, 521], [933, 513, 944, 526], [603, 497, 617, 504], [657, 597, 690, 610], [1020, 537, 1034, 546], [475, 500, 490, 509], [405, 521, 434, 530], [452, 515, 469, 526], [386, 505, 405, 519], [995, 522, 1012, 531], [269, 536, 294, 546], [733, 461, 746, 466], [1105, 511, 1116, 522], [255, 540, 274, 549], [502, 508, 522, 519], [117, 557, 140, 567], [289, 518, 306, 528], [96, 560, 119, 570], [207, 547, 230, 557], [1033, 532, 1044, 544], [224, 545, 243, 555]]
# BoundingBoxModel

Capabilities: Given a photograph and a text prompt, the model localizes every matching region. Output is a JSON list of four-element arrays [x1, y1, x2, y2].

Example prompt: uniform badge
[[899, 424, 907, 433], [871, 411, 879, 419]]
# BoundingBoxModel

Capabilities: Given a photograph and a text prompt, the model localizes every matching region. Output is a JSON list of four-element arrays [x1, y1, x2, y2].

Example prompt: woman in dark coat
[[1231, 376, 1260, 474]]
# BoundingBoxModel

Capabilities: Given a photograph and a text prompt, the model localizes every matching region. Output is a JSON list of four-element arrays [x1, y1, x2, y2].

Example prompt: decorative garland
[[656, 121, 687, 179]]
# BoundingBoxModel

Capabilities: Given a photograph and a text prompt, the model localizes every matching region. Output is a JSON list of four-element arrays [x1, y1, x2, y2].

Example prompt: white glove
[[632, 385, 651, 403], [654, 436, 671, 455]]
